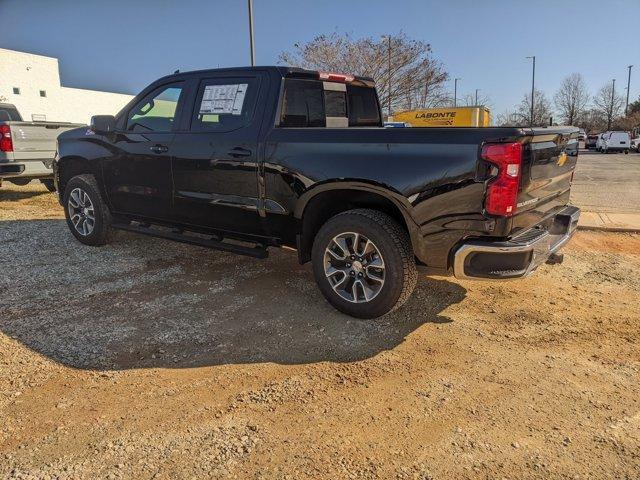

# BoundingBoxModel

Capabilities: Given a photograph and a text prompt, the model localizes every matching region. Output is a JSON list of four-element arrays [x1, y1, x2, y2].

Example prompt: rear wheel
[[624, 149, 629, 154], [311, 208, 417, 319], [63, 174, 112, 246]]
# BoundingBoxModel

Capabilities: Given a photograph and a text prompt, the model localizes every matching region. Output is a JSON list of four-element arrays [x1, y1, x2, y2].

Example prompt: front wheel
[[311, 209, 417, 318], [63, 174, 112, 246]]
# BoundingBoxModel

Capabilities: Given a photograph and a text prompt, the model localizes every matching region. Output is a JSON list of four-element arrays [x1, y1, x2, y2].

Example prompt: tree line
[[497, 74, 640, 132], [280, 32, 639, 132]]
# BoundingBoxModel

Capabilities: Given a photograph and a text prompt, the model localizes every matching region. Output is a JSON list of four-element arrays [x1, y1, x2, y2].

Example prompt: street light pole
[[526, 56, 535, 126], [387, 35, 392, 120], [625, 65, 633, 115], [475, 88, 480, 106], [248, 0, 256, 66], [453, 78, 460, 107], [609, 78, 616, 130]]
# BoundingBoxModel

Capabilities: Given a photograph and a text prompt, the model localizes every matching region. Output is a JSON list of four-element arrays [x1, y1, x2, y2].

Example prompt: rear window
[[280, 79, 325, 127], [325, 90, 347, 117], [347, 85, 381, 126], [279, 78, 380, 128], [0, 105, 22, 121]]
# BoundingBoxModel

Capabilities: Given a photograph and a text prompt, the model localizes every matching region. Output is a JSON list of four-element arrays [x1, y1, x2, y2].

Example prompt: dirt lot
[[1, 182, 639, 479]]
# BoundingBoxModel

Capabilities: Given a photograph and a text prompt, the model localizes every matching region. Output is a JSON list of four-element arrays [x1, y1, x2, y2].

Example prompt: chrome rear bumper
[[453, 206, 580, 280]]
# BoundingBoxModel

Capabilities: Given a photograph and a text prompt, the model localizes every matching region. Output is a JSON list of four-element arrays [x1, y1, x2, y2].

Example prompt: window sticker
[[199, 84, 248, 115]]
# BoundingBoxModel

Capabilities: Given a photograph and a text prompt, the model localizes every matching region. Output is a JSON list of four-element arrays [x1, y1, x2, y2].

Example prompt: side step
[[111, 221, 268, 259]]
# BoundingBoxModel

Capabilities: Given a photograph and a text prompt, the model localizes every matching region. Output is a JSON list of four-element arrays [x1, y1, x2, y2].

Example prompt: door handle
[[150, 144, 169, 154], [227, 147, 252, 158]]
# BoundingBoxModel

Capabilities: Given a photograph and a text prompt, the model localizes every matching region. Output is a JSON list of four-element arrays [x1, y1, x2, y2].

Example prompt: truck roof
[[157, 66, 375, 85]]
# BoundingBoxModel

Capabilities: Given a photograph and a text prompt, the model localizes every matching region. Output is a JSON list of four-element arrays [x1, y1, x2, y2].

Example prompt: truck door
[[102, 82, 185, 220], [170, 74, 267, 237]]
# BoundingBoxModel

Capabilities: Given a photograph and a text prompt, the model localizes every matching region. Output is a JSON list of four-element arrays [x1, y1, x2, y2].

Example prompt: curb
[[577, 211, 640, 234], [577, 225, 640, 234]]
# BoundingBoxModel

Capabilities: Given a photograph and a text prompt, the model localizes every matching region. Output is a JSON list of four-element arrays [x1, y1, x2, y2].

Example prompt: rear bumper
[[0, 159, 53, 179], [453, 206, 580, 280]]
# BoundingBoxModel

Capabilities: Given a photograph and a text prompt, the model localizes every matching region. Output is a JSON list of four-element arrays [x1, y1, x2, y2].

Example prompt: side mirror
[[90, 115, 116, 134]]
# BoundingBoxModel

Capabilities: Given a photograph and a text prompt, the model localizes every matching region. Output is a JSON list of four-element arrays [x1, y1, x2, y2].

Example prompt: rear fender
[[294, 181, 423, 263]]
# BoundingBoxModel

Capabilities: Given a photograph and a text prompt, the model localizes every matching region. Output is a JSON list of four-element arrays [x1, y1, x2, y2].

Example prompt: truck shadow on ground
[[0, 219, 466, 370], [0, 185, 50, 201]]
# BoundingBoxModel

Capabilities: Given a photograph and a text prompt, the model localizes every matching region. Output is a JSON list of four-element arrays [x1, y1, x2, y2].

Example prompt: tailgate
[[9, 122, 81, 159], [511, 128, 579, 231]]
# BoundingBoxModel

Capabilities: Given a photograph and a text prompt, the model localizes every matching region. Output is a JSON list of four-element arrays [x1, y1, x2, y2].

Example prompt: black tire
[[311, 208, 417, 319], [63, 174, 112, 246], [624, 150, 629, 155], [41, 179, 56, 192]]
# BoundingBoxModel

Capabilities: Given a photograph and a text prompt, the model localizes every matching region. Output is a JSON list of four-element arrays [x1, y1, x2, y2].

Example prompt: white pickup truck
[[0, 103, 82, 191]]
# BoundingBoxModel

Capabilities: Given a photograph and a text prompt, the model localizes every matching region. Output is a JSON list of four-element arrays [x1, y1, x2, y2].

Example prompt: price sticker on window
[[199, 84, 248, 115]]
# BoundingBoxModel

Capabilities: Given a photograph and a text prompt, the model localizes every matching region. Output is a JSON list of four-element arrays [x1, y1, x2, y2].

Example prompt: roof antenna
[[174, 69, 180, 74]]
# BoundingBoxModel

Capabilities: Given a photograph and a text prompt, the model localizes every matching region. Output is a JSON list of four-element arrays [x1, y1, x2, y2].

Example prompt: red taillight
[[318, 71, 355, 83], [482, 142, 522, 216], [0, 125, 13, 152]]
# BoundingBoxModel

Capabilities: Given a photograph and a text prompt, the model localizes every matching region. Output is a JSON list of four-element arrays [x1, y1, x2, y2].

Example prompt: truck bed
[[265, 125, 579, 268], [1, 120, 83, 180]]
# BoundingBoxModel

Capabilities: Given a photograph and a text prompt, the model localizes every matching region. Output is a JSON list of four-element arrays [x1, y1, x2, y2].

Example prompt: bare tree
[[495, 109, 518, 126], [460, 92, 493, 109], [553, 73, 589, 126], [628, 96, 640, 115], [512, 89, 553, 126], [615, 111, 640, 131], [593, 82, 624, 130], [279, 32, 450, 116], [578, 108, 607, 132]]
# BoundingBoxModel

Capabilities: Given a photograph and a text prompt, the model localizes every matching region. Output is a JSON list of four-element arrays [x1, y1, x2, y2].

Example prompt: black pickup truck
[[54, 66, 580, 318]]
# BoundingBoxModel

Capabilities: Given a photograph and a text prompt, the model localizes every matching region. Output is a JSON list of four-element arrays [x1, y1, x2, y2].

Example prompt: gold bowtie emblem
[[557, 152, 567, 166]]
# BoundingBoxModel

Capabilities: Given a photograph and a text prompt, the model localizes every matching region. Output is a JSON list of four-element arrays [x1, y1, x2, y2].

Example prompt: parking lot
[[571, 149, 640, 213], [1, 152, 640, 479]]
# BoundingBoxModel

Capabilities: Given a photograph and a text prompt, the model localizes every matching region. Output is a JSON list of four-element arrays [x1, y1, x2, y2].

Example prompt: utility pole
[[609, 78, 616, 130], [526, 56, 536, 126], [387, 35, 392, 120], [475, 88, 480, 106], [625, 65, 633, 115], [453, 78, 460, 107], [248, 0, 256, 66]]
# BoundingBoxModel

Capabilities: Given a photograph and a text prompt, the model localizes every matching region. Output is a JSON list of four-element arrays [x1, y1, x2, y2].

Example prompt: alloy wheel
[[323, 232, 385, 303], [67, 187, 95, 236]]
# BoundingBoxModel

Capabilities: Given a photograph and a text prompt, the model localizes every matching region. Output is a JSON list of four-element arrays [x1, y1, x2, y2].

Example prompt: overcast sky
[[1, 0, 638, 114]]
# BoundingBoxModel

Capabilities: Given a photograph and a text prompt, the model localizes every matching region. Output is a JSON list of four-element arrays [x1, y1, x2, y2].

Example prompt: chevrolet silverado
[[54, 67, 580, 318]]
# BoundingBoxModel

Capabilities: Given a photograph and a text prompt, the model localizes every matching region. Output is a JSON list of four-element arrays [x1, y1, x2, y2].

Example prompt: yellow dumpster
[[393, 106, 491, 127]]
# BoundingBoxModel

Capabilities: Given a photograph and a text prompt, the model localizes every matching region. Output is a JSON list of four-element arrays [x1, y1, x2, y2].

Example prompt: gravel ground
[[1, 182, 639, 479]]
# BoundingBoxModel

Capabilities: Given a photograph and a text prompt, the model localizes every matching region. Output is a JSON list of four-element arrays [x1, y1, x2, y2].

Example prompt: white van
[[602, 131, 631, 154], [596, 132, 608, 152]]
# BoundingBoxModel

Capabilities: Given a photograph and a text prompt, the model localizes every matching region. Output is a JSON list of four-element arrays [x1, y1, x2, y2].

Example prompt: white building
[[0, 48, 134, 124]]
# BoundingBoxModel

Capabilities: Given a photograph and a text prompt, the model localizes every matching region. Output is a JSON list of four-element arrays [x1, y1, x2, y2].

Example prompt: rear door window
[[191, 77, 260, 132]]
